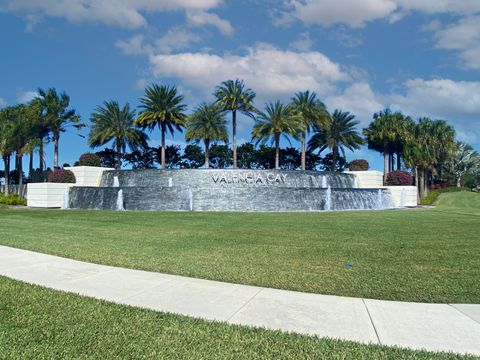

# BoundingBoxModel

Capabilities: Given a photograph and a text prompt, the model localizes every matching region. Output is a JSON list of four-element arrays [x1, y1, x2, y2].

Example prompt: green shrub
[[0, 193, 27, 206], [79, 153, 101, 167], [420, 187, 470, 206], [48, 169, 76, 183], [347, 159, 369, 171]]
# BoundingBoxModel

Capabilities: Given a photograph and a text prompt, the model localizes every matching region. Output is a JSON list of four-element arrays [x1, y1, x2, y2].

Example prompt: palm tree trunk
[[424, 169, 429, 197], [29, 150, 33, 181], [301, 138, 306, 171], [116, 138, 122, 170], [418, 168, 424, 199], [204, 139, 210, 169], [275, 133, 280, 170], [17, 153, 23, 195], [383, 151, 388, 184], [415, 166, 419, 204], [456, 176, 461, 188], [232, 110, 237, 169], [3, 154, 10, 196], [396, 151, 401, 170], [39, 139, 44, 172], [332, 147, 338, 172], [53, 132, 59, 169], [161, 122, 166, 169]]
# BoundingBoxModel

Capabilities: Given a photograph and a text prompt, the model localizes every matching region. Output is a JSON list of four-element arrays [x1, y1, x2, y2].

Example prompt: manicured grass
[[0, 276, 474, 359], [0, 192, 479, 303]]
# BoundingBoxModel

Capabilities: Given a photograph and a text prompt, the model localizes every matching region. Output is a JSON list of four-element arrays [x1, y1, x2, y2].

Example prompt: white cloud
[[284, 0, 397, 28], [116, 35, 153, 55], [289, 32, 313, 51], [4, 0, 223, 29], [148, 43, 350, 102], [390, 78, 480, 119], [116, 29, 201, 56], [321, 78, 480, 145], [433, 16, 480, 70], [17, 91, 39, 103], [186, 10, 234, 36], [155, 27, 201, 54], [0, 98, 7, 107], [281, 0, 480, 28], [325, 82, 383, 125], [389, 78, 480, 144]]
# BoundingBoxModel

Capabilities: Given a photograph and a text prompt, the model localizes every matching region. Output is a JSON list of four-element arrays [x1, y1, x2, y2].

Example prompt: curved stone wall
[[69, 169, 393, 212], [100, 169, 357, 189]]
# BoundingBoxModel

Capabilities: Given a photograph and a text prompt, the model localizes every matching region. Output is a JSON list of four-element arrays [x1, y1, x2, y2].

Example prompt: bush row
[[0, 193, 27, 206]]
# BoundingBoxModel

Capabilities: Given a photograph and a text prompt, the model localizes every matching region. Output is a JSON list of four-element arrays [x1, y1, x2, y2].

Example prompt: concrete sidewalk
[[0, 245, 479, 356]]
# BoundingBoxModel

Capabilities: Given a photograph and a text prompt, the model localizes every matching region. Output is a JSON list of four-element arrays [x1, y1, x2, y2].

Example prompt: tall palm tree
[[251, 101, 300, 170], [37, 88, 82, 168], [89, 101, 149, 170], [308, 110, 364, 172], [0, 107, 15, 195], [214, 79, 257, 168], [135, 84, 187, 169], [185, 103, 228, 168], [403, 118, 456, 199], [291, 90, 330, 171]]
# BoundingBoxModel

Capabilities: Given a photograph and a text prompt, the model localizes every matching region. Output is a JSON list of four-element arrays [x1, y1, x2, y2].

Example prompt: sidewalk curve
[[1, 245, 479, 356]]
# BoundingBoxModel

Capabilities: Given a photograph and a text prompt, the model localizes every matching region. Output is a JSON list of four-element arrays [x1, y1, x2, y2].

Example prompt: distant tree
[[252, 101, 300, 170], [89, 101, 148, 170], [164, 145, 183, 169], [37, 88, 82, 168], [136, 84, 187, 168], [305, 150, 322, 171], [181, 144, 205, 169], [291, 91, 330, 170], [208, 144, 232, 169], [280, 147, 301, 170], [95, 148, 118, 168], [308, 110, 364, 172], [237, 143, 258, 169], [255, 145, 276, 169], [186, 103, 228, 168], [214, 79, 257, 168], [123, 147, 156, 169], [320, 152, 347, 172]]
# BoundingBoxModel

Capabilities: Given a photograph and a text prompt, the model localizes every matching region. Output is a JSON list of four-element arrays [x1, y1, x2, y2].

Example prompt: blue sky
[[1, 0, 479, 170]]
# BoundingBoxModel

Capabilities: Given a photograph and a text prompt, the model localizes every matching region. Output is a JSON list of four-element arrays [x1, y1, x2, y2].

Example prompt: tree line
[[1, 79, 479, 198]]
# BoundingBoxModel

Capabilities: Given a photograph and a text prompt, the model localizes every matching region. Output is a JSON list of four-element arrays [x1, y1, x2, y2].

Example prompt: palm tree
[[251, 101, 300, 170], [135, 84, 187, 169], [308, 110, 364, 172], [0, 107, 15, 195], [291, 91, 330, 171], [214, 79, 257, 168], [185, 103, 228, 168], [37, 88, 82, 168], [89, 101, 149, 170], [403, 118, 456, 199], [363, 109, 396, 181], [450, 143, 480, 188], [364, 109, 414, 181]]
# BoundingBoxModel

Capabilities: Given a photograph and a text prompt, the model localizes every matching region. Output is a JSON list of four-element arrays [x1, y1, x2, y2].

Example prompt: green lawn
[[0, 276, 474, 360], [0, 192, 479, 303]]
